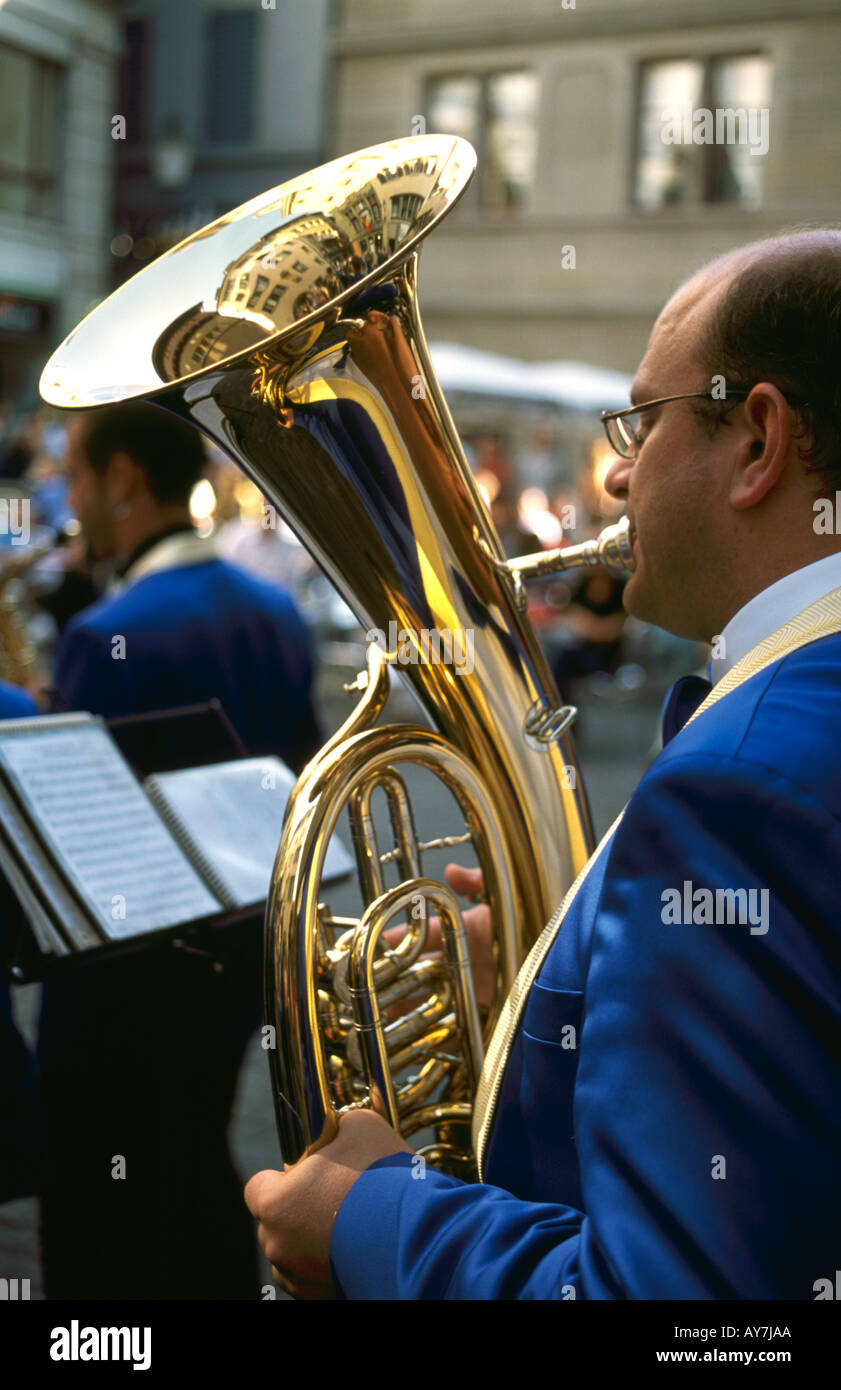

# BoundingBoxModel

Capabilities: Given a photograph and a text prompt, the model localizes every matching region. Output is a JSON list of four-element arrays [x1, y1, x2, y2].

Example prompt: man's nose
[[603, 453, 633, 501]]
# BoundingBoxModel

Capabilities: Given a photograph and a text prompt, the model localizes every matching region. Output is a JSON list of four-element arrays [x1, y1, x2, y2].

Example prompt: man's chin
[[622, 570, 708, 641], [620, 570, 649, 620], [622, 569, 668, 630]]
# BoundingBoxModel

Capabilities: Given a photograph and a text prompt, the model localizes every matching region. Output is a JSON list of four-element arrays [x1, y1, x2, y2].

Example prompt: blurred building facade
[[113, 0, 332, 279], [0, 0, 121, 403], [330, 0, 841, 370]]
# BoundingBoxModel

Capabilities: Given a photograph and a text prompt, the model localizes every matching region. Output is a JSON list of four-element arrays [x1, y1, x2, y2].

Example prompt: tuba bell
[[40, 135, 632, 1178]]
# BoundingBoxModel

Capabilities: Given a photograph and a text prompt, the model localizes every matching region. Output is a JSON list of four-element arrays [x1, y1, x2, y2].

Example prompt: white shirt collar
[[710, 551, 841, 684], [109, 530, 219, 595]]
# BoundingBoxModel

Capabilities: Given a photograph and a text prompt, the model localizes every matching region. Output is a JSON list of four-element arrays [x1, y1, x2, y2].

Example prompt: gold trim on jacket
[[473, 585, 841, 1178]]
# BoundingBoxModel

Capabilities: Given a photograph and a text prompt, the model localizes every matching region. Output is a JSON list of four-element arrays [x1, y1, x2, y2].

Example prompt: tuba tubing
[[39, 135, 631, 1173]]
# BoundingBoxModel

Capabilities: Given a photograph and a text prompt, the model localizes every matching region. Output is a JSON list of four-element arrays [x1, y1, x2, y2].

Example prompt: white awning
[[429, 342, 632, 413]]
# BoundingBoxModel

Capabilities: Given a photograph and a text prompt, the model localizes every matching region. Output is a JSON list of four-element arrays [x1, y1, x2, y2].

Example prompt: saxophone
[[40, 135, 631, 1176]]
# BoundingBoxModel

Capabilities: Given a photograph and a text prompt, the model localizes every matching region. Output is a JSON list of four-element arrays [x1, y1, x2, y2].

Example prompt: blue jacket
[[330, 634, 841, 1298], [54, 554, 321, 769], [0, 680, 39, 721]]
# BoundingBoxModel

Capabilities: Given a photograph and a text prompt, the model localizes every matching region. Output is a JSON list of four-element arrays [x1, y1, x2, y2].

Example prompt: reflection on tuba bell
[[40, 136, 632, 1178]]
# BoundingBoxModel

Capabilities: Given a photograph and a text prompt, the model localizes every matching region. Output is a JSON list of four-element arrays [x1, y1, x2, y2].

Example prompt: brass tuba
[[0, 521, 80, 686], [40, 136, 631, 1177]]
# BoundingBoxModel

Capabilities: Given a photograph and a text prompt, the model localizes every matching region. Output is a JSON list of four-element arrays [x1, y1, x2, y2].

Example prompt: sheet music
[[0, 723, 221, 940], [0, 828, 67, 957], [0, 778, 99, 952], [145, 756, 355, 908]]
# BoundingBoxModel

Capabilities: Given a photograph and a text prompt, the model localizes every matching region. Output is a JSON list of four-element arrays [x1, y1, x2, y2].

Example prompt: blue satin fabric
[[53, 557, 321, 767], [331, 636, 841, 1298], [660, 673, 712, 746]]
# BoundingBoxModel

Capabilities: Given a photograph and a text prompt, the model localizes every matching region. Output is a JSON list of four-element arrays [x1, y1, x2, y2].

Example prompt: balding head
[[684, 230, 841, 490], [604, 229, 841, 640]]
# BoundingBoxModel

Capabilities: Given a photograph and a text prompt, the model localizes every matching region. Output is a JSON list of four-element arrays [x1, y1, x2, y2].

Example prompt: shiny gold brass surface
[[40, 135, 630, 1175], [0, 544, 41, 687], [0, 523, 78, 686]]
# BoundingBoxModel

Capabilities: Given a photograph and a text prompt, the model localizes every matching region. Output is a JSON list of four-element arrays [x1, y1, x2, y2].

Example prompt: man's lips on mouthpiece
[[625, 519, 638, 570]]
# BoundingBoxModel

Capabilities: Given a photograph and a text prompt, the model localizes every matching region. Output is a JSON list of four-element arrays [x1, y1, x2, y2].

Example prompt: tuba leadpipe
[[39, 135, 631, 1175]]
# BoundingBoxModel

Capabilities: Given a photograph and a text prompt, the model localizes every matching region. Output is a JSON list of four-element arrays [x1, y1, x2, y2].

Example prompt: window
[[634, 54, 772, 209], [350, 196, 379, 228], [205, 10, 257, 144], [247, 274, 269, 307], [390, 192, 423, 221], [426, 70, 539, 214], [0, 43, 64, 218], [119, 19, 147, 146], [263, 285, 287, 312]]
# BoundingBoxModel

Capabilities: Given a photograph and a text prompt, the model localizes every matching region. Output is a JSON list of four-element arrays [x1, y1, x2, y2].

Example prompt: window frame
[[203, 8, 258, 147], [631, 50, 771, 213], [119, 17, 148, 148], [0, 41, 66, 222], [423, 66, 540, 216]]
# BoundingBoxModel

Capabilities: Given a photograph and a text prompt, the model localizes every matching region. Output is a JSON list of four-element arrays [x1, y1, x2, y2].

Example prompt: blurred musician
[[38, 402, 321, 1299], [53, 403, 320, 763]]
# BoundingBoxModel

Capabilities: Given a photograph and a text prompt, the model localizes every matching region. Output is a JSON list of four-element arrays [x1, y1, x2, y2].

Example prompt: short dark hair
[[76, 401, 206, 505], [695, 231, 841, 492]]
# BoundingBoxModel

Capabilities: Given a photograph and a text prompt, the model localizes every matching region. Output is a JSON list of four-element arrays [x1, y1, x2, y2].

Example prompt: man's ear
[[729, 383, 792, 511], [102, 450, 141, 506]]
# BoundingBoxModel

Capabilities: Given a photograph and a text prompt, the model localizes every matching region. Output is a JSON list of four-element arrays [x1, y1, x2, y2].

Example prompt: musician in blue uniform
[[52, 406, 320, 764], [245, 230, 841, 1299], [38, 402, 321, 1299]]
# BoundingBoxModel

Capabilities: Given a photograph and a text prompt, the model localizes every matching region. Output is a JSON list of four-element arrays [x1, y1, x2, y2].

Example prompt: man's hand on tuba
[[384, 861, 494, 1014], [245, 1108, 412, 1300], [245, 861, 493, 1299]]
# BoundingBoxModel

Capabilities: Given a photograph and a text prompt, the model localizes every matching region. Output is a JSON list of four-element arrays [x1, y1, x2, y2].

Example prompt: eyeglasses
[[600, 391, 751, 460]]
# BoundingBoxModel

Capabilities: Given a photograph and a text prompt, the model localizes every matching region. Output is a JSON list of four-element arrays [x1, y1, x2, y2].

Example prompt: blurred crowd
[[0, 393, 705, 1300], [0, 402, 704, 709]]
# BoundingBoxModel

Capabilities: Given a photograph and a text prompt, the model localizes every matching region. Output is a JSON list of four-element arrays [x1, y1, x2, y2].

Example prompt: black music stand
[[3, 701, 264, 983]]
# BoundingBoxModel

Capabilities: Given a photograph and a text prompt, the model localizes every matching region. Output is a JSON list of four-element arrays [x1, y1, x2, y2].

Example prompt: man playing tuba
[[246, 230, 841, 1300]]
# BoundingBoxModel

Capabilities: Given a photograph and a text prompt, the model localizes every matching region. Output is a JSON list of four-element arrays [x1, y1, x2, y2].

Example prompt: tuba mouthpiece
[[500, 515, 634, 584]]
